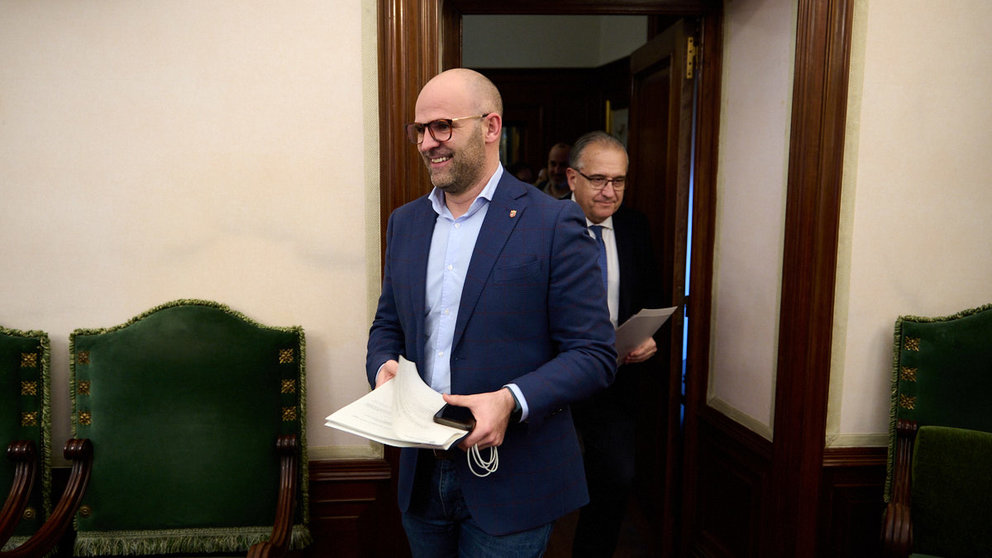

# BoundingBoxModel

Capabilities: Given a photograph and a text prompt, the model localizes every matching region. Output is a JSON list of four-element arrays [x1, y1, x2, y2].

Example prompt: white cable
[[467, 444, 498, 477]]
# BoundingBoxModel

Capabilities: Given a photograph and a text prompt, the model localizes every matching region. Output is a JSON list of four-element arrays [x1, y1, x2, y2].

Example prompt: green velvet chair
[[882, 303, 992, 558], [68, 300, 310, 557], [0, 326, 50, 551], [1, 325, 93, 558]]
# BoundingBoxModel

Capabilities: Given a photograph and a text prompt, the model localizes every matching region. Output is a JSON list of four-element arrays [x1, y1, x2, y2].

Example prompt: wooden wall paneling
[[306, 458, 399, 558], [691, 409, 772, 558], [768, 0, 854, 556], [476, 69, 606, 175], [818, 447, 886, 558]]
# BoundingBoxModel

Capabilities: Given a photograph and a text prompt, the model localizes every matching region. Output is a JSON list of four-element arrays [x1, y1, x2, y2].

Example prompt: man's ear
[[565, 167, 578, 192], [483, 113, 502, 144]]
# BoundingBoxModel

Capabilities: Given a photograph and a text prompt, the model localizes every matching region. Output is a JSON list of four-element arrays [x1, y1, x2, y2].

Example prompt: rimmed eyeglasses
[[405, 114, 489, 144], [573, 169, 627, 192]]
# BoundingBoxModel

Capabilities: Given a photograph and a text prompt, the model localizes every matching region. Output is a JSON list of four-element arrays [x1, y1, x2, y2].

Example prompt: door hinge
[[686, 36, 698, 79]]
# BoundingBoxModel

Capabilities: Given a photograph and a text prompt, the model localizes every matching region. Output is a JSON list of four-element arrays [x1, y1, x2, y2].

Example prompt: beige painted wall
[[828, 0, 992, 446], [0, 0, 382, 460]]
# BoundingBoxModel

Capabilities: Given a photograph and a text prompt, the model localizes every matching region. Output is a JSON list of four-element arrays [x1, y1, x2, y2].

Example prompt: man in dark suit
[[366, 69, 617, 558], [565, 131, 665, 558]]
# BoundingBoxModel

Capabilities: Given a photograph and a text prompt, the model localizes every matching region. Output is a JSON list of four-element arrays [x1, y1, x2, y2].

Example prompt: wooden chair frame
[[0, 441, 37, 548], [246, 435, 299, 558], [0, 439, 92, 558], [881, 419, 916, 558]]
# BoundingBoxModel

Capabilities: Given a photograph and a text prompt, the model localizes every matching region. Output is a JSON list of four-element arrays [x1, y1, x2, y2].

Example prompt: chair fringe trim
[[1, 536, 58, 558], [72, 525, 312, 556], [1, 536, 26, 552]]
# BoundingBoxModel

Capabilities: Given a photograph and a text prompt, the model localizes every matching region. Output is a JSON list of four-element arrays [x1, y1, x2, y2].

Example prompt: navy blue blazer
[[367, 171, 617, 535]]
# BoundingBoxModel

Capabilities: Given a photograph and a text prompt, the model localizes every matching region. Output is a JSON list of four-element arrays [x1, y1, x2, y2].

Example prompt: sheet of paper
[[614, 306, 678, 362], [324, 356, 468, 449]]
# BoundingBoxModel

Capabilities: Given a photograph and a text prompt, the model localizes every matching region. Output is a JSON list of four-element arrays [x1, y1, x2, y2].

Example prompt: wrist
[[504, 387, 522, 423]]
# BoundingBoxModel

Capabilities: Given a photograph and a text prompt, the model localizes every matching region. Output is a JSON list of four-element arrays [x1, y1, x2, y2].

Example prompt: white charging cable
[[467, 444, 498, 477]]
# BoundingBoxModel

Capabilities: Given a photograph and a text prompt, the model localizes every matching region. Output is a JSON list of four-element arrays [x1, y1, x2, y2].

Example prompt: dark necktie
[[589, 225, 607, 292]]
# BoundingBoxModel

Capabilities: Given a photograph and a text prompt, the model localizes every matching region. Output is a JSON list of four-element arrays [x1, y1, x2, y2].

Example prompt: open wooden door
[[624, 18, 697, 556]]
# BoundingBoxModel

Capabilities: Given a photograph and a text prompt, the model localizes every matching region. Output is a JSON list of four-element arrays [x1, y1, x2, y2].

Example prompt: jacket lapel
[[451, 175, 529, 350]]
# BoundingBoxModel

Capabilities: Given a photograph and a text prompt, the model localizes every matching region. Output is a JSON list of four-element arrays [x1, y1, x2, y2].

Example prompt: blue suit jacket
[[367, 171, 617, 535]]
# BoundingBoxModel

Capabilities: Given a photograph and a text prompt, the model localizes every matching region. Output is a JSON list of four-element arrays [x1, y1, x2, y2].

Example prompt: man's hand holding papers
[[614, 306, 678, 364], [324, 357, 469, 450]]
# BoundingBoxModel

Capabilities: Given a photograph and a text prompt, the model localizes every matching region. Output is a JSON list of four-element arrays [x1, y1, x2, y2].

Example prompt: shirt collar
[[429, 165, 503, 217], [588, 215, 614, 230]]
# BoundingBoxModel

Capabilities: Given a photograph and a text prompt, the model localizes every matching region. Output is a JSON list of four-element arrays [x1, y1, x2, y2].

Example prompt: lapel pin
[[509, 210, 517, 218]]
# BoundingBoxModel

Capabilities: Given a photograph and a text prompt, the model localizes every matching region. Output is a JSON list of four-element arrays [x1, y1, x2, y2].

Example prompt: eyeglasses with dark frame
[[572, 169, 627, 192], [404, 114, 490, 144]]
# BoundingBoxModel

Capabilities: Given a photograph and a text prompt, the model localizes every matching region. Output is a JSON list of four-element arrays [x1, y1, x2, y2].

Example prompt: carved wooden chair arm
[[0, 441, 38, 547], [881, 419, 917, 558], [881, 501, 912, 558], [247, 434, 299, 558], [0, 438, 92, 558]]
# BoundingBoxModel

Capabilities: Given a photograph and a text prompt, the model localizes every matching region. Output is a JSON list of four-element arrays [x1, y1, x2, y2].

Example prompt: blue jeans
[[402, 455, 554, 558]]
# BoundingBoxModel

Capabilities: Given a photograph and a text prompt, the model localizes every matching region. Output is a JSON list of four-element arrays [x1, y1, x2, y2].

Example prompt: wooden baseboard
[[306, 457, 406, 558], [819, 446, 886, 558]]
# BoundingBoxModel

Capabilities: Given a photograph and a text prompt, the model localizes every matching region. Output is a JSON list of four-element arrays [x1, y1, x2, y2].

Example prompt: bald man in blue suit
[[366, 68, 617, 558]]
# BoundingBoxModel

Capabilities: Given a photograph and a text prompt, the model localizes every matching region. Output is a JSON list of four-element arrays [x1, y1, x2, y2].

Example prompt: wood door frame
[[375, 0, 854, 555], [769, 1, 854, 555]]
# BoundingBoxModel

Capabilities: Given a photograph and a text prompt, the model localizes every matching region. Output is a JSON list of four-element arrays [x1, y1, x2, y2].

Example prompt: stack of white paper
[[324, 357, 468, 450]]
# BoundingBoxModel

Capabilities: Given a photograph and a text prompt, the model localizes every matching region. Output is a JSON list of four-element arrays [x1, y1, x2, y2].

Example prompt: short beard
[[421, 125, 486, 196], [424, 153, 472, 196]]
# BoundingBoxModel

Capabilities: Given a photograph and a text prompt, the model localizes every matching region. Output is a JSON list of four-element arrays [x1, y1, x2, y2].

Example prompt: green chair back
[[885, 303, 992, 557], [0, 326, 51, 549], [886, 303, 992, 498], [69, 300, 308, 556]]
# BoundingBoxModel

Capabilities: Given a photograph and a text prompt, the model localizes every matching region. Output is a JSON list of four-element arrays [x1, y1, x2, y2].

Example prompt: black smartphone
[[433, 404, 476, 431]]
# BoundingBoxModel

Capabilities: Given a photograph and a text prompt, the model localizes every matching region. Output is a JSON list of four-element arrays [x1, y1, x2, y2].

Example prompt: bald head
[[420, 68, 503, 118]]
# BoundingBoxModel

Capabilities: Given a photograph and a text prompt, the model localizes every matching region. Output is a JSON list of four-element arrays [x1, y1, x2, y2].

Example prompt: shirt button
[[438, 351, 445, 357], [454, 223, 461, 229], [447, 264, 453, 271]]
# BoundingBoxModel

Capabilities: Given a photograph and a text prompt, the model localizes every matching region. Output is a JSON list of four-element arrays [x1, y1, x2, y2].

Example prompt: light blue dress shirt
[[422, 165, 529, 420]]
